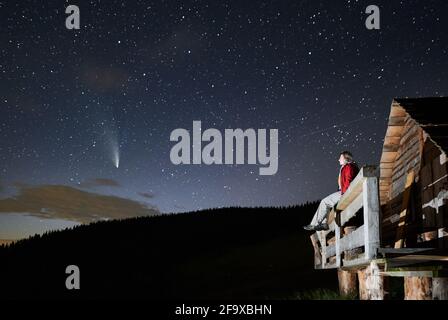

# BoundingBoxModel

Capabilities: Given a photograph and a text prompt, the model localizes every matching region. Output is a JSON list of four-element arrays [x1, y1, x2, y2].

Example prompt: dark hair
[[340, 151, 353, 161]]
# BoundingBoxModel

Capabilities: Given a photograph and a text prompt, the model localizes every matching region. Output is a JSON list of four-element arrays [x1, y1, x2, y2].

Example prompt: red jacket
[[339, 162, 359, 194]]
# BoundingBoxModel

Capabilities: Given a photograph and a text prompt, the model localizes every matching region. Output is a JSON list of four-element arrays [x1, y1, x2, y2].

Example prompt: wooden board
[[383, 136, 401, 147], [388, 116, 406, 126], [421, 152, 448, 231], [381, 151, 398, 163], [363, 178, 381, 259], [310, 233, 322, 267], [394, 171, 415, 248], [385, 126, 404, 138]]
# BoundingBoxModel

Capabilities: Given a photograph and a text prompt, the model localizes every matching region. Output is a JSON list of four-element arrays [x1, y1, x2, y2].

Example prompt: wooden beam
[[363, 177, 381, 260], [380, 270, 437, 277], [343, 254, 369, 268], [380, 168, 393, 177], [383, 136, 401, 147], [388, 116, 406, 126], [325, 243, 335, 258], [390, 103, 407, 117], [385, 265, 443, 272], [382, 145, 400, 153], [310, 233, 322, 268], [385, 126, 404, 137], [318, 231, 327, 269], [380, 162, 394, 169], [327, 208, 337, 226], [344, 226, 363, 260], [326, 227, 367, 262], [394, 171, 415, 248], [322, 262, 338, 269], [339, 192, 363, 226], [335, 224, 341, 267], [380, 151, 398, 163], [390, 255, 448, 262], [378, 248, 434, 255], [339, 225, 365, 253]]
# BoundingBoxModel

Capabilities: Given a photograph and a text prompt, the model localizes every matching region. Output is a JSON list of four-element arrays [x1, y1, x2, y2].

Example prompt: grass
[[294, 288, 356, 300]]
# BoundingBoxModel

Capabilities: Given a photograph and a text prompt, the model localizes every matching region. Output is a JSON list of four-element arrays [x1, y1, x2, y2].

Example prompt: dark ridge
[[0, 202, 338, 300]]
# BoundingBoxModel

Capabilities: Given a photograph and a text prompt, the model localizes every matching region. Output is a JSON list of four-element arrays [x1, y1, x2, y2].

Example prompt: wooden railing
[[310, 166, 381, 269]]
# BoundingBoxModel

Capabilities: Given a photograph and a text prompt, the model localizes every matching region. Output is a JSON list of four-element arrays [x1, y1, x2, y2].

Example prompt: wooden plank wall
[[390, 115, 422, 199], [420, 138, 448, 245], [381, 113, 424, 246], [381, 126, 448, 247], [379, 102, 407, 204]]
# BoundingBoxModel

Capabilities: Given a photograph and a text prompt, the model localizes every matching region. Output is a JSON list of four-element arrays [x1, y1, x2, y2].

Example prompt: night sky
[[1, 0, 447, 239]]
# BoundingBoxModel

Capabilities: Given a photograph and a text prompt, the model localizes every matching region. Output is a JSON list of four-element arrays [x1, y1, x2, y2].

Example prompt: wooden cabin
[[310, 97, 448, 300]]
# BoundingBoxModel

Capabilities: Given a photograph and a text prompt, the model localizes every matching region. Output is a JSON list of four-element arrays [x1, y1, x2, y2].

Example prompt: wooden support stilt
[[310, 233, 322, 267], [394, 171, 414, 248], [338, 270, 357, 297], [432, 277, 448, 300], [357, 261, 384, 300], [363, 178, 380, 259], [337, 226, 359, 297], [404, 276, 432, 300]]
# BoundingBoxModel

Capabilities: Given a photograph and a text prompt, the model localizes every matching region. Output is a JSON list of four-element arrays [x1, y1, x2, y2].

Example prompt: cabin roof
[[394, 97, 448, 153], [379, 97, 448, 203]]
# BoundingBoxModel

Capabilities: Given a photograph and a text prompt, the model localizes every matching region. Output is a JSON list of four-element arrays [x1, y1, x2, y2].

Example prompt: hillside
[[0, 203, 338, 299]]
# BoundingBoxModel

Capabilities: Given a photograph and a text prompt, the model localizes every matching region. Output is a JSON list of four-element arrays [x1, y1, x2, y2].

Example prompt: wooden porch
[[310, 165, 380, 270], [310, 165, 448, 299]]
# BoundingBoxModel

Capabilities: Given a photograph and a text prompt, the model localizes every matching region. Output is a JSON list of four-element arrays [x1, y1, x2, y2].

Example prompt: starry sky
[[1, 0, 447, 239]]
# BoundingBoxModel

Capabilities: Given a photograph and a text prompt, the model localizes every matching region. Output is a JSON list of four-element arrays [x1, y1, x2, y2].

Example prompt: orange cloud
[[0, 184, 159, 224]]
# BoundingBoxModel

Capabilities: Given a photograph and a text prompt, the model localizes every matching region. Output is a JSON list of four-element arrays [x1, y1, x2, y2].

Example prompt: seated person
[[304, 151, 359, 231]]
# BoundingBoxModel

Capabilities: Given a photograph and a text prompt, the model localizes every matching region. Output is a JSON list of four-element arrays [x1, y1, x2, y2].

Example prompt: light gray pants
[[310, 191, 341, 225]]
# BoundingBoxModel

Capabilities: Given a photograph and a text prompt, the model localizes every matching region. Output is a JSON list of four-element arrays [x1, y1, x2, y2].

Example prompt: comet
[[94, 102, 121, 169], [110, 138, 120, 168], [113, 147, 120, 168], [103, 126, 120, 169]]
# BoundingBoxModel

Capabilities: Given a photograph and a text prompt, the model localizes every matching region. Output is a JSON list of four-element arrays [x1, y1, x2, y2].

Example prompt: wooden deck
[[313, 98, 448, 299], [311, 165, 448, 271], [310, 164, 448, 299]]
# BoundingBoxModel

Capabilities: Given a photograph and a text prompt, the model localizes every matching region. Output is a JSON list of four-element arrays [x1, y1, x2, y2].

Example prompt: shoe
[[303, 223, 329, 231], [315, 223, 329, 231], [303, 224, 316, 231]]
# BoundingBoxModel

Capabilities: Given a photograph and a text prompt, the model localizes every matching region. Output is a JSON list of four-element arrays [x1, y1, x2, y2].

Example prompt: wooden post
[[310, 233, 322, 267], [338, 269, 357, 297], [335, 225, 341, 267], [357, 261, 384, 300], [318, 231, 327, 269], [362, 177, 380, 260], [394, 171, 414, 248], [337, 226, 358, 297], [344, 226, 363, 259], [404, 277, 432, 300], [432, 277, 448, 300]]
